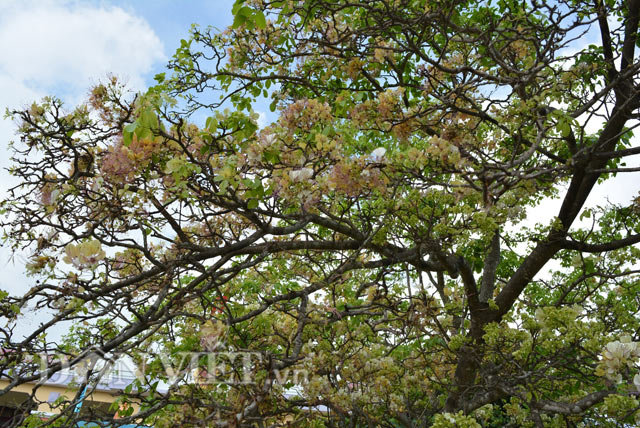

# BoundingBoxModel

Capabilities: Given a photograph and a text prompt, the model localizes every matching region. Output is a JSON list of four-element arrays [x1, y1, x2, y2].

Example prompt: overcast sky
[[1, 1, 639, 309]]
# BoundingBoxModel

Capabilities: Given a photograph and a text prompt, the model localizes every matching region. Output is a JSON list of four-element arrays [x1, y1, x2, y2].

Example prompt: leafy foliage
[[2, 0, 640, 426]]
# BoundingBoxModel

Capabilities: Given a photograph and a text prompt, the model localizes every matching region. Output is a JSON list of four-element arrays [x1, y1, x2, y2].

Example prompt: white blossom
[[261, 133, 276, 146], [370, 147, 386, 159], [599, 337, 640, 382], [289, 167, 314, 182]]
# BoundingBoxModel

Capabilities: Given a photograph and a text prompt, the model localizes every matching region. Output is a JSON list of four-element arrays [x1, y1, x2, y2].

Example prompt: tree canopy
[[2, 0, 640, 426]]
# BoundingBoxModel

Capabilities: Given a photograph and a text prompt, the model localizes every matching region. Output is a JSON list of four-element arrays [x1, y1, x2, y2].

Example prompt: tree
[[2, 0, 640, 426]]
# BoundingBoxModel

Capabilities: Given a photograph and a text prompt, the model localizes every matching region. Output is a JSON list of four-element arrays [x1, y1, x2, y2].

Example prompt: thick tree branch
[[595, 0, 617, 83], [621, 0, 640, 71], [499, 383, 616, 415], [479, 232, 500, 303], [561, 233, 640, 252]]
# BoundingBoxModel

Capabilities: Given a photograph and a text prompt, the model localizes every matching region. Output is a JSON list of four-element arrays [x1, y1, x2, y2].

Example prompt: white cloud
[[256, 110, 267, 129], [0, 0, 165, 94]]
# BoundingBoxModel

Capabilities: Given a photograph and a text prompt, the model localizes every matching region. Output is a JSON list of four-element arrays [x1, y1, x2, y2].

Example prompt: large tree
[[2, 0, 640, 426]]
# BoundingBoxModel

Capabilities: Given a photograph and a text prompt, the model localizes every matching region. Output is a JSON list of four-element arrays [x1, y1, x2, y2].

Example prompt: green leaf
[[231, 0, 246, 15], [254, 10, 267, 29], [263, 149, 280, 163], [10, 304, 20, 315], [140, 108, 157, 129], [238, 6, 252, 17], [205, 117, 218, 132], [124, 123, 137, 134], [232, 14, 247, 28], [233, 6, 256, 28], [123, 128, 135, 146], [137, 127, 152, 140], [247, 199, 259, 209], [557, 120, 571, 138]]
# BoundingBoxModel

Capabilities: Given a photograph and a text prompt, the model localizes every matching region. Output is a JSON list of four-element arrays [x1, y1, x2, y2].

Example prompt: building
[[0, 363, 144, 427]]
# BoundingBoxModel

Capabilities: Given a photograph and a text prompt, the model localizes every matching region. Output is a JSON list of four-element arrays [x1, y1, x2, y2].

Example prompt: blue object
[[74, 386, 87, 413]]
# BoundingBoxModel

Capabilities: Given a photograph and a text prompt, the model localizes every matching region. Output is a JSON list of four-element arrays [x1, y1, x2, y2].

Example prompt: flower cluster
[[101, 134, 163, 183], [596, 335, 640, 384], [279, 98, 332, 133], [432, 411, 481, 428], [39, 174, 61, 210], [63, 240, 106, 268]]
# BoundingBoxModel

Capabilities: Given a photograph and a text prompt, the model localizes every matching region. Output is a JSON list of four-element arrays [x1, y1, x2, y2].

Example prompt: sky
[[0, 1, 639, 326], [0, 0, 238, 298]]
